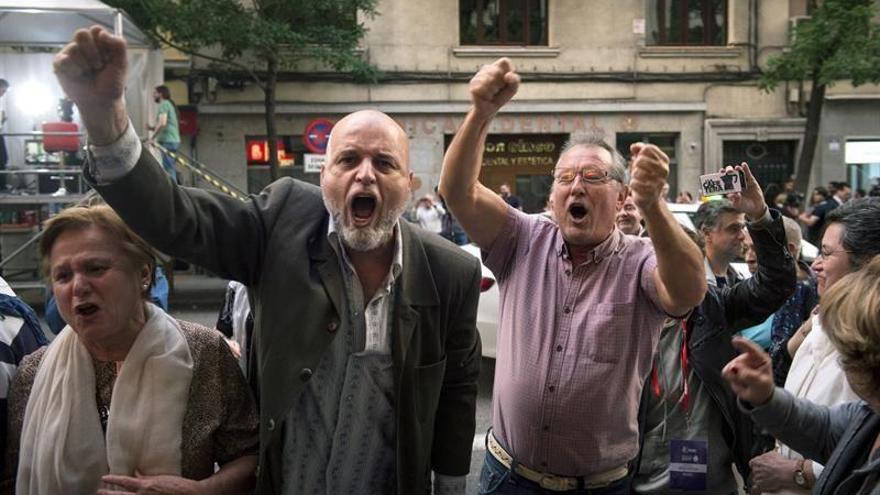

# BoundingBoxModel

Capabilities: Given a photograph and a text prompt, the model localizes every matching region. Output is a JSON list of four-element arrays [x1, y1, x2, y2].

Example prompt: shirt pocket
[[581, 303, 635, 364]]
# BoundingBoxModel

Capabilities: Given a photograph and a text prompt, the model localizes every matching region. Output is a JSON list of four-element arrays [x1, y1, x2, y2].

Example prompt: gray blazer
[[93, 151, 482, 494], [747, 388, 880, 494]]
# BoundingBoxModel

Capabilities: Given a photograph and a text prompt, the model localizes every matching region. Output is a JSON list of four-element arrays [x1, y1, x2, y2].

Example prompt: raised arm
[[723, 338, 850, 464], [53, 27, 274, 285], [631, 143, 706, 315], [722, 162, 797, 329], [439, 59, 521, 249], [53, 26, 129, 146]]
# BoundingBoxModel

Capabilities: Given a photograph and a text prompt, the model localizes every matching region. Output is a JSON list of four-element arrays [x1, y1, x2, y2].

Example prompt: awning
[[0, 0, 151, 47]]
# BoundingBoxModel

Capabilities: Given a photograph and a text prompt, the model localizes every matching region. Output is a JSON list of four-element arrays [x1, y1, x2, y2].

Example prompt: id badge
[[669, 439, 708, 491]]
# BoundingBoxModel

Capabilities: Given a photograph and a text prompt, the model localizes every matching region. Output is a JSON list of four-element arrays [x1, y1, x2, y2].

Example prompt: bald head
[[320, 109, 413, 252], [782, 216, 803, 260], [327, 110, 410, 172]]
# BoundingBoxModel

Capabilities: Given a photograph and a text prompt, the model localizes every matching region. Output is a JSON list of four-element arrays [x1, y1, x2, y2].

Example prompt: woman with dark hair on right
[[746, 198, 880, 492], [723, 254, 880, 494]]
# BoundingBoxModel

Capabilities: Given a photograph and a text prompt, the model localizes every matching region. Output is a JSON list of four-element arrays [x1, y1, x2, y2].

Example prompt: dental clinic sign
[[480, 134, 568, 169]]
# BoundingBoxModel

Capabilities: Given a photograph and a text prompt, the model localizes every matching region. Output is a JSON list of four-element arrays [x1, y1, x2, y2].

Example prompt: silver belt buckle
[[539, 475, 570, 491]]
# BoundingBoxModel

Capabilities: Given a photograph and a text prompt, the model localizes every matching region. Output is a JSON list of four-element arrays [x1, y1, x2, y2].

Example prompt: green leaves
[[760, 0, 880, 91], [106, 0, 378, 82]]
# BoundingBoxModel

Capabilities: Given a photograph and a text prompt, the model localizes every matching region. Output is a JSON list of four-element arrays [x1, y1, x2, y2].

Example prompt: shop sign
[[246, 137, 296, 167], [845, 141, 880, 164], [304, 153, 325, 173], [480, 134, 568, 168]]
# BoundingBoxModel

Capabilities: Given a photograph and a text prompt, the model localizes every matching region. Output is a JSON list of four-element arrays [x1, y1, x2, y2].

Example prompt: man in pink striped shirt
[[440, 59, 706, 493]]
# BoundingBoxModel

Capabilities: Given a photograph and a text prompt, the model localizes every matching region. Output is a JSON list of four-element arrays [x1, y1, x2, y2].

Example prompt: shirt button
[[543, 425, 550, 431], [327, 321, 338, 332], [299, 368, 313, 381], [563, 307, 571, 314], [267, 418, 275, 431], [556, 345, 563, 352], [565, 269, 571, 276], [548, 385, 556, 392]]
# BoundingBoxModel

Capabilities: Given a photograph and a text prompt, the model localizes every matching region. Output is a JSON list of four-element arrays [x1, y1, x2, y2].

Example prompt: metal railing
[[0, 189, 99, 271], [1, 143, 248, 277], [148, 141, 248, 201]]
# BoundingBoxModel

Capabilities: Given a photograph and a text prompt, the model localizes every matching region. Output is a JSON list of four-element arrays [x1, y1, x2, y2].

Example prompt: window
[[460, 0, 548, 46], [647, 0, 727, 46], [616, 133, 680, 195]]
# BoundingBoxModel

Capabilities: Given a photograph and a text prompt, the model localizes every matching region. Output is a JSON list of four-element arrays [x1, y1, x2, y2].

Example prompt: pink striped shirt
[[484, 207, 667, 476]]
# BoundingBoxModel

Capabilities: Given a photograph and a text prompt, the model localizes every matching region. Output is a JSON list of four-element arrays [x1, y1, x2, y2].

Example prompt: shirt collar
[[704, 256, 739, 288], [327, 218, 404, 283], [555, 227, 624, 264], [704, 257, 718, 288]]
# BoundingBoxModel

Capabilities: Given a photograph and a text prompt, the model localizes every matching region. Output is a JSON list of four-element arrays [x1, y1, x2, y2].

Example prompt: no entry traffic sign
[[303, 118, 334, 154]]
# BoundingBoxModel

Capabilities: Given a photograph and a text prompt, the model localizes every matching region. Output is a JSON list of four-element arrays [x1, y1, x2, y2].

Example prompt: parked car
[[459, 243, 499, 358]]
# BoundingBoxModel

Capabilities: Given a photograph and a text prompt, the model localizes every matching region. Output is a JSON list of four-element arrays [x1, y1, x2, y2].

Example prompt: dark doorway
[[722, 140, 796, 189]]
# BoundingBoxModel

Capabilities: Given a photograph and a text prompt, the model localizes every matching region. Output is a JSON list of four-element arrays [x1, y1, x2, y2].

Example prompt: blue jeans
[[159, 141, 179, 182], [479, 450, 631, 495]]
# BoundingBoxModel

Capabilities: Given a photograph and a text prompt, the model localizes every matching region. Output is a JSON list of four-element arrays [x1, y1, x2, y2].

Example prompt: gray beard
[[322, 195, 406, 252]]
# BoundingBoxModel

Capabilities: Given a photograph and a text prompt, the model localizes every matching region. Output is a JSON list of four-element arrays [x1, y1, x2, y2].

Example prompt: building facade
[[166, 0, 880, 211]]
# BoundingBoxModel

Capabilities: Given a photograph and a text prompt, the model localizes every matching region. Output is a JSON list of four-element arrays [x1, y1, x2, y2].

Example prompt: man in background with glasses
[[440, 58, 705, 494]]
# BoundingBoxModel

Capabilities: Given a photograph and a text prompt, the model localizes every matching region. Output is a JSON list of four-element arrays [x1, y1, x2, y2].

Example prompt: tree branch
[[149, 30, 267, 92]]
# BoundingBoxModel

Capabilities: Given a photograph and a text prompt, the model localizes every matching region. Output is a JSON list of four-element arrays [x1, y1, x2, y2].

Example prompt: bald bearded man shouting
[[54, 26, 481, 495]]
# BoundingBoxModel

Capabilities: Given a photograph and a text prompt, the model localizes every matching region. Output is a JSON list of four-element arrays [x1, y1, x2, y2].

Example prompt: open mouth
[[569, 204, 587, 220], [351, 195, 377, 222], [75, 303, 99, 316]]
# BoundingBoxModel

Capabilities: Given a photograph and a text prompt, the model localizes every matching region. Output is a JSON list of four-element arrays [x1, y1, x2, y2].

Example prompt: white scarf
[[17, 303, 193, 495]]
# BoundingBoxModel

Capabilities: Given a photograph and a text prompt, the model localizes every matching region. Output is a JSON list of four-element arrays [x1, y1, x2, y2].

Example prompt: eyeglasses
[[816, 249, 851, 261], [553, 168, 612, 185]]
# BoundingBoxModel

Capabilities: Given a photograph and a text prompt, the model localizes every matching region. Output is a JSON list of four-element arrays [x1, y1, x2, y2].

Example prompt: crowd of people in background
[[2, 26, 880, 495]]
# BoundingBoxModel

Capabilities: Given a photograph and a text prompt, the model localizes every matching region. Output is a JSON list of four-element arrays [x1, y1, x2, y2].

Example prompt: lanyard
[[650, 319, 690, 412]]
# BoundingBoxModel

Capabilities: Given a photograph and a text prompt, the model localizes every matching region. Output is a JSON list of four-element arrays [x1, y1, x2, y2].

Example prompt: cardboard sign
[[699, 171, 746, 196]]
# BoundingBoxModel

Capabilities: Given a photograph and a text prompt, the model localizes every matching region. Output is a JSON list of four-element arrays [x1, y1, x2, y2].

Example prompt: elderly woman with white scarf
[[2, 205, 258, 494]]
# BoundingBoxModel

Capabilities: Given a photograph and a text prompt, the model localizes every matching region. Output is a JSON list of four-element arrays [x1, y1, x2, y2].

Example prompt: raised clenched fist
[[468, 58, 520, 122], [629, 143, 670, 211], [53, 26, 129, 145]]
